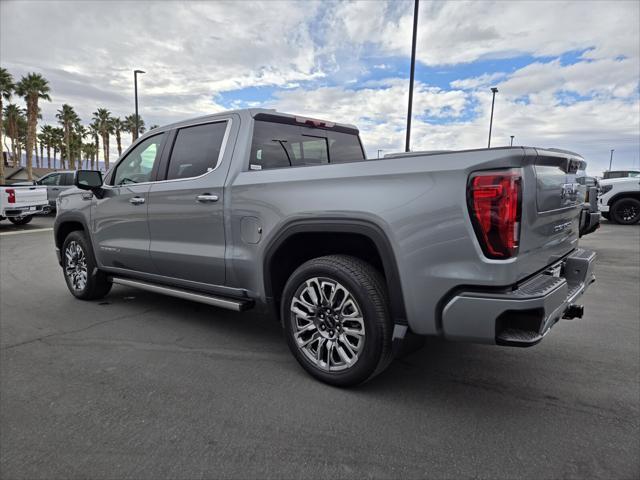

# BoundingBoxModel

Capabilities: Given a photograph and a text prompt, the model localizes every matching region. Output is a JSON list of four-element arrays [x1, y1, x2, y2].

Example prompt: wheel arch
[[607, 191, 640, 206], [263, 219, 407, 325], [54, 216, 89, 250]]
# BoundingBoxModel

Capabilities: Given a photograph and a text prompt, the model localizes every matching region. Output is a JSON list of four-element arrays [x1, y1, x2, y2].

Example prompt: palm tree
[[15, 73, 51, 180], [37, 129, 45, 168], [123, 113, 145, 145], [51, 127, 64, 169], [0, 68, 14, 183], [56, 104, 79, 169], [70, 123, 84, 169], [82, 142, 98, 168], [16, 114, 28, 166], [111, 117, 124, 158], [92, 108, 113, 170], [87, 121, 100, 169], [40, 125, 55, 169], [4, 104, 23, 167]]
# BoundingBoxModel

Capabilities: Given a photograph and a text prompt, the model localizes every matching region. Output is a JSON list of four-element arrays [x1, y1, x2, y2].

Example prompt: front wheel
[[281, 255, 393, 387], [62, 231, 112, 300], [8, 215, 33, 225], [610, 197, 640, 225]]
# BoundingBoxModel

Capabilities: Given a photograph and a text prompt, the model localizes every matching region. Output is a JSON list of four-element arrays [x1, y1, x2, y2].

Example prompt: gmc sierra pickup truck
[[54, 109, 599, 386]]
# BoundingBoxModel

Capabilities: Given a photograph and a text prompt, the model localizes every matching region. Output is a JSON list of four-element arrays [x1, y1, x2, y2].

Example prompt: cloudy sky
[[1, 0, 639, 174]]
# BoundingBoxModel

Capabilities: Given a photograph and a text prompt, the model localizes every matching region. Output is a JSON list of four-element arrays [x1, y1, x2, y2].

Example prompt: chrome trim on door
[[103, 118, 233, 188], [196, 194, 219, 203]]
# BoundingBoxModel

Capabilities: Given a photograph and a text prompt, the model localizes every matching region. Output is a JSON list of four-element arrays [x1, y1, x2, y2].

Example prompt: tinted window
[[250, 121, 365, 170], [166, 122, 227, 180], [61, 172, 75, 185], [328, 131, 366, 164], [39, 173, 60, 186], [112, 133, 165, 186]]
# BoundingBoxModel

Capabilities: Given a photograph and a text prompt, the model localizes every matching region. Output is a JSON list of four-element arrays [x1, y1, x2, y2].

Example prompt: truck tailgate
[[10, 186, 49, 206], [517, 148, 586, 277]]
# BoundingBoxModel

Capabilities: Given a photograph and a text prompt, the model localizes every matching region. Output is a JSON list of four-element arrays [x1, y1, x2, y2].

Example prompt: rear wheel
[[8, 215, 33, 225], [610, 197, 640, 225], [62, 231, 112, 300], [281, 255, 393, 387]]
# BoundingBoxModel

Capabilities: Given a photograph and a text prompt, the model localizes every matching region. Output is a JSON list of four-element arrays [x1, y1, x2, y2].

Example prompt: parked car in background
[[602, 170, 640, 180], [0, 185, 50, 225], [13, 170, 75, 210], [598, 176, 640, 224], [54, 109, 599, 386]]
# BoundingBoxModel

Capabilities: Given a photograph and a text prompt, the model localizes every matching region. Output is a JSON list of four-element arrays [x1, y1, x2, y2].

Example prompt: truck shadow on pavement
[[101, 284, 575, 410]]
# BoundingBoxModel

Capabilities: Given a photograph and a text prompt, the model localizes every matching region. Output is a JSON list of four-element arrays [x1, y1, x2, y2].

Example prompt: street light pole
[[609, 149, 615, 171], [405, 0, 419, 153], [487, 87, 498, 148], [510, 135, 514, 147], [134, 69, 145, 141]]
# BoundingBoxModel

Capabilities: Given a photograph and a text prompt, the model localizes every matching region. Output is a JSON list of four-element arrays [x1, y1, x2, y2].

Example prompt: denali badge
[[553, 221, 572, 233]]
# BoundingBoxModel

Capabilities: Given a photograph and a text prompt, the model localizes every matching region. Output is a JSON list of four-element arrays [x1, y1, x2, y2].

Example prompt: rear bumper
[[441, 248, 596, 347], [2, 204, 50, 217]]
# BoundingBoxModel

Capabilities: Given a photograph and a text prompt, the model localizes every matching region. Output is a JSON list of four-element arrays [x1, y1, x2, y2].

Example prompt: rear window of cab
[[250, 121, 365, 170]]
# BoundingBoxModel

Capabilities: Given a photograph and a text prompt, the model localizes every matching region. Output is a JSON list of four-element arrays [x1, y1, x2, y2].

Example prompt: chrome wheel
[[65, 241, 88, 291], [290, 277, 365, 372]]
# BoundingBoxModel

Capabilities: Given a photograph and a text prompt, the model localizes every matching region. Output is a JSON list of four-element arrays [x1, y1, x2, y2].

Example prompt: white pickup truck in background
[[598, 176, 640, 224], [0, 186, 50, 225]]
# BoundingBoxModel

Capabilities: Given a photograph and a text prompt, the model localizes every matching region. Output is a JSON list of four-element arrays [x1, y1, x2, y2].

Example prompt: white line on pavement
[[0, 227, 54, 237]]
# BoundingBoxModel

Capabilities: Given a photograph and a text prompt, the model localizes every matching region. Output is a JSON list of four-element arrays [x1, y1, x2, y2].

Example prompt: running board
[[111, 277, 254, 311]]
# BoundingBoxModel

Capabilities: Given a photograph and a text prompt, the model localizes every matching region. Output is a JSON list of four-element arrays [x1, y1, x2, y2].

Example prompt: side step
[[111, 277, 254, 312]]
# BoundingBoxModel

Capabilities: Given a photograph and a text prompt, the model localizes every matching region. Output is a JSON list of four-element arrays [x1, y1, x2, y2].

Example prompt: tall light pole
[[510, 135, 515, 146], [405, 0, 419, 153], [609, 149, 615, 171], [134, 69, 145, 141], [487, 87, 498, 148]]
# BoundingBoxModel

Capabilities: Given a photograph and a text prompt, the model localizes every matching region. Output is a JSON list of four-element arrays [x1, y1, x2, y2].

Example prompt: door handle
[[129, 196, 145, 205], [196, 194, 219, 203]]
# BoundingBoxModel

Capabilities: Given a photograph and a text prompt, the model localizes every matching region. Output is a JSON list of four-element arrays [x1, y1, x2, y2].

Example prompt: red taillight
[[468, 169, 522, 259], [6, 189, 16, 204]]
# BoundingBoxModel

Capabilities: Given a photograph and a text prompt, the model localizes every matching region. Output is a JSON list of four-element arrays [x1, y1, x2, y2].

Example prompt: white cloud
[[1, 0, 638, 173], [337, 0, 640, 66]]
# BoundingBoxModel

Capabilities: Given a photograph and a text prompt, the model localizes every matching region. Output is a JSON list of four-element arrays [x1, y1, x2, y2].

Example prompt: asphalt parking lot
[[1, 215, 638, 479]]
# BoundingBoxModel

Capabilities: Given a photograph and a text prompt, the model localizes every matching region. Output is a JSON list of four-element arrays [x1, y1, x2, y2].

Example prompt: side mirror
[[75, 170, 103, 191]]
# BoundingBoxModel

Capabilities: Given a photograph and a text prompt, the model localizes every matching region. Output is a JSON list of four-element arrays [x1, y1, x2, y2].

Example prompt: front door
[[92, 132, 167, 273], [147, 120, 231, 286]]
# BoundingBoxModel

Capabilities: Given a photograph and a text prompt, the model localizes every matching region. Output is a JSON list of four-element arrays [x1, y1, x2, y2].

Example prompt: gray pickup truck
[[54, 109, 599, 386]]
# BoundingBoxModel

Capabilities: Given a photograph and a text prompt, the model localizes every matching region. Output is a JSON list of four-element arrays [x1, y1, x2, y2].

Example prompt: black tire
[[281, 255, 393, 387], [8, 215, 33, 225], [610, 197, 640, 225], [61, 230, 112, 300]]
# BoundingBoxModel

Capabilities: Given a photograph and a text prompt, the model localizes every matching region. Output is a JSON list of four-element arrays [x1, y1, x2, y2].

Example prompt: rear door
[[147, 119, 232, 286], [92, 132, 167, 272]]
